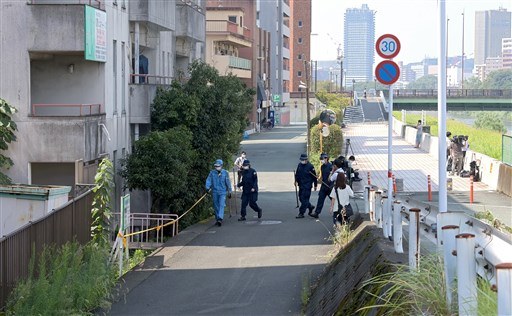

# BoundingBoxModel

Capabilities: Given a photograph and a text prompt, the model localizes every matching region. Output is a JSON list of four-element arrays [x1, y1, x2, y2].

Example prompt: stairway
[[343, 102, 364, 124]]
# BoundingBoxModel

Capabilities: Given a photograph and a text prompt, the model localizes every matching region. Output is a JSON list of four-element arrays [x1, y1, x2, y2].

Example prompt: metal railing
[[0, 190, 93, 309], [31, 103, 103, 117], [111, 212, 179, 249], [362, 185, 512, 314], [130, 74, 173, 85], [29, 0, 103, 9], [393, 89, 512, 98], [206, 20, 251, 41], [228, 56, 251, 71], [503, 135, 512, 166]]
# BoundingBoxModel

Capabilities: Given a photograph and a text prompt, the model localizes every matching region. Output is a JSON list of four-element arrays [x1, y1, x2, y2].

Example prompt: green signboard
[[503, 135, 512, 165], [272, 94, 281, 102], [84, 6, 107, 62]]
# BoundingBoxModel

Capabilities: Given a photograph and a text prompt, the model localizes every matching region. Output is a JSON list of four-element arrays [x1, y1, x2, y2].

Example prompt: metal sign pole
[[387, 84, 394, 230]]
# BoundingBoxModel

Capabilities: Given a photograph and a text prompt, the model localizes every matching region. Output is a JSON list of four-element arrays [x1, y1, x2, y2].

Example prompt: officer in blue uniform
[[311, 153, 332, 218], [295, 154, 317, 218], [237, 160, 262, 221], [205, 159, 232, 226]]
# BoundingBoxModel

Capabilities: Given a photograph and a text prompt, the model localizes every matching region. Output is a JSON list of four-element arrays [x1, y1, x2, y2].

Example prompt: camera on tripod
[[451, 135, 468, 145]]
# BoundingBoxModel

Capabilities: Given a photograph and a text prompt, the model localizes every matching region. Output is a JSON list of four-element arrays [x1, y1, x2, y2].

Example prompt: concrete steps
[[343, 103, 364, 124]]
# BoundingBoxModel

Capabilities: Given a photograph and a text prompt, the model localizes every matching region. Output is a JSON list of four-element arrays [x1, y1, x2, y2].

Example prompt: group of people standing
[[205, 151, 359, 227], [294, 153, 357, 226], [205, 152, 262, 227]]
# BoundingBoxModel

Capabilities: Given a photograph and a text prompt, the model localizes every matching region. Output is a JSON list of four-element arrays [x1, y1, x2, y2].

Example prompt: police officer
[[295, 154, 317, 218], [311, 153, 332, 218], [237, 160, 262, 221], [205, 159, 232, 227]]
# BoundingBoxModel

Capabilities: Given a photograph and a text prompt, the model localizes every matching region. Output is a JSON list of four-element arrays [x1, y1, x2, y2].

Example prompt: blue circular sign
[[375, 60, 400, 85]]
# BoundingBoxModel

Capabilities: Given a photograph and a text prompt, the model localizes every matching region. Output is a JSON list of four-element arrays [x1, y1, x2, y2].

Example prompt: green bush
[[474, 112, 507, 133], [6, 242, 116, 315], [310, 124, 343, 159]]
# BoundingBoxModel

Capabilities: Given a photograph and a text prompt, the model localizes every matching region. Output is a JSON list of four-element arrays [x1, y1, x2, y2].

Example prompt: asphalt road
[[108, 126, 336, 316]]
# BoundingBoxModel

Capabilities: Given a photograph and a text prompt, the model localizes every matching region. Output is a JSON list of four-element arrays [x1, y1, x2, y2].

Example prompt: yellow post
[[318, 121, 323, 153]]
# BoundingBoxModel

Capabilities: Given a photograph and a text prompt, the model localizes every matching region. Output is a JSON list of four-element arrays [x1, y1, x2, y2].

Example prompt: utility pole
[[461, 11, 465, 89], [304, 60, 311, 156]]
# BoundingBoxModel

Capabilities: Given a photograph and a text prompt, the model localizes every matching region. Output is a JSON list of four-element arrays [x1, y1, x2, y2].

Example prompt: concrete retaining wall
[[305, 222, 404, 315], [392, 117, 510, 195]]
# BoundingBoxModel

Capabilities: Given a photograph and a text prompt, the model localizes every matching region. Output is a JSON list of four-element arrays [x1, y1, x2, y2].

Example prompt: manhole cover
[[245, 220, 282, 225]]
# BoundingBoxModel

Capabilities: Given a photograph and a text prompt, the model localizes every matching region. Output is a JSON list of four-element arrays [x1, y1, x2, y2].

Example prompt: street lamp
[[299, 60, 312, 155], [461, 11, 465, 89]]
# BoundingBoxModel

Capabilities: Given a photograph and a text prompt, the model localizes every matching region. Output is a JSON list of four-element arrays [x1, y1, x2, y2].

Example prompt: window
[[298, 20, 303, 27], [298, 54, 302, 60], [298, 38, 303, 44], [228, 16, 237, 23], [298, 71, 302, 77], [240, 16, 243, 27]]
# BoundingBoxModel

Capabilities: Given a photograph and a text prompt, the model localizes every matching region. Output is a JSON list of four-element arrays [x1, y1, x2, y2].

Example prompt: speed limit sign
[[375, 34, 401, 59]]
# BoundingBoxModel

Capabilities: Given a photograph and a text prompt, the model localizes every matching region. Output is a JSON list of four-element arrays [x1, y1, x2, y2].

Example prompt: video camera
[[451, 135, 468, 145]]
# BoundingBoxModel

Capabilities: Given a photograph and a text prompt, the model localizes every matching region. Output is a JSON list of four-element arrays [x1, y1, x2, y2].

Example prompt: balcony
[[282, 1, 290, 17], [211, 55, 251, 79], [206, 20, 252, 47], [29, 0, 103, 9], [282, 70, 290, 81], [283, 24, 290, 38], [176, 2, 205, 41], [129, 0, 175, 31], [129, 74, 172, 124], [283, 47, 290, 59], [31, 104, 103, 117]]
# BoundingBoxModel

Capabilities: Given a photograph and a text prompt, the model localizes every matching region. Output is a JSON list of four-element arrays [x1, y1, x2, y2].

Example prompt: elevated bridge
[[388, 89, 512, 111]]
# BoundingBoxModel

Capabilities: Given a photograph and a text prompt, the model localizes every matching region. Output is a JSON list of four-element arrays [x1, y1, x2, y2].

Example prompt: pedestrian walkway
[[108, 126, 340, 315], [344, 123, 489, 192], [344, 123, 511, 226]]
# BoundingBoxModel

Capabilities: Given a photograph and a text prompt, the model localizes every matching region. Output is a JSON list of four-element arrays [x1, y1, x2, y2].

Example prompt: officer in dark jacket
[[237, 160, 262, 221], [295, 154, 317, 218], [311, 153, 332, 218]]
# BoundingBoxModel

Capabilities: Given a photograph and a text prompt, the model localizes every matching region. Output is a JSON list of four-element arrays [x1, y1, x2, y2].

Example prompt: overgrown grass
[[357, 254, 497, 315], [393, 111, 503, 159], [328, 224, 353, 260], [6, 242, 116, 315], [475, 209, 512, 235]]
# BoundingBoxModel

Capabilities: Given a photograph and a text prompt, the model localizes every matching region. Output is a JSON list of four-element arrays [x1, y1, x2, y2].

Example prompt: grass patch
[[475, 209, 512, 235], [6, 241, 116, 315], [393, 111, 503, 159], [357, 254, 497, 315]]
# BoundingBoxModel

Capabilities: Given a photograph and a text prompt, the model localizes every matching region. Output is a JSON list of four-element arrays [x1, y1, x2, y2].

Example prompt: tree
[[483, 69, 512, 90], [91, 158, 114, 245], [464, 76, 483, 89], [122, 61, 254, 226], [407, 75, 438, 89], [0, 98, 17, 184]]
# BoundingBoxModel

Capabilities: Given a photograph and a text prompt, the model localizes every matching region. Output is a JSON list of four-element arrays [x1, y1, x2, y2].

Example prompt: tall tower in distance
[[344, 4, 375, 85], [474, 8, 511, 66]]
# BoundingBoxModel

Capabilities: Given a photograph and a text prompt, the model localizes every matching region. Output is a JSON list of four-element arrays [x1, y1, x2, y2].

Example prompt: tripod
[[344, 138, 354, 157]]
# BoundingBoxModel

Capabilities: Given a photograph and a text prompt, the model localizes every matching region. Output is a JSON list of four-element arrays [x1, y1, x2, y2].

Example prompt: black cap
[[300, 154, 308, 161], [242, 159, 250, 166], [320, 153, 329, 159]]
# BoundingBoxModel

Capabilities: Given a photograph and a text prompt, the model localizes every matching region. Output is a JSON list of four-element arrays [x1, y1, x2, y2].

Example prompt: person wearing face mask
[[234, 151, 247, 183], [310, 153, 333, 218], [205, 159, 232, 227], [294, 154, 318, 218], [236, 160, 262, 221]]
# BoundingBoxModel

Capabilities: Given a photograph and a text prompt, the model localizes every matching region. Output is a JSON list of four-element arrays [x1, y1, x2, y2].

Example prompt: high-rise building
[[290, 0, 312, 93], [474, 8, 511, 66], [344, 4, 375, 84], [503, 38, 512, 69], [258, 0, 291, 106]]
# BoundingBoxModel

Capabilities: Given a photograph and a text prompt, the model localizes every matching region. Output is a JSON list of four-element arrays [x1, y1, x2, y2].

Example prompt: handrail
[[31, 103, 103, 117], [393, 89, 512, 98], [130, 74, 173, 85], [29, 0, 103, 9]]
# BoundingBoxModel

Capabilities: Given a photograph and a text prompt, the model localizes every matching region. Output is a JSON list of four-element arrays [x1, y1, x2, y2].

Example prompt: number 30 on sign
[[375, 34, 401, 59]]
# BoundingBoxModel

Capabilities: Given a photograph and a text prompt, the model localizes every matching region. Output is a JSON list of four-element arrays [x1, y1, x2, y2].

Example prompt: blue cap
[[320, 153, 329, 160], [242, 159, 250, 166], [300, 154, 308, 161], [214, 159, 223, 167]]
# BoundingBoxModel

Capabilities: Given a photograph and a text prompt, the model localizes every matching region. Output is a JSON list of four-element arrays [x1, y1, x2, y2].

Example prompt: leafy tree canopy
[[482, 69, 512, 90], [407, 75, 438, 90], [0, 98, 17, 184]]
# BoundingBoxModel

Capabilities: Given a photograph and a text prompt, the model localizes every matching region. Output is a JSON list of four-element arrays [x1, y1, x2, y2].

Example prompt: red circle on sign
[[375, 34, 401, 59], [375, 60, 401, 85]]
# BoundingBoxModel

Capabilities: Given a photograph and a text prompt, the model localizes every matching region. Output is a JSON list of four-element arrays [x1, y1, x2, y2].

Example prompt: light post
[[300, 60, 311, 156], [461, 11, 465, 89], [352, 79, 356, 99], [374, 78, 377, 92]]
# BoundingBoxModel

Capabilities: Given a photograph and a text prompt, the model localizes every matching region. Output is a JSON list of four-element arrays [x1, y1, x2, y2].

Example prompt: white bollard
[[382, 195, 389, 238], [386, 197, 393, 239], [409, 208, 421, 270], [364, 185, 370, 214], [442, 225, 459, 307], [393, 200, 403, 253], [456, 233, 477, 316], [369, 189, 376, 220], [375, 191, 382, 228], [496, 263, 512, 316]]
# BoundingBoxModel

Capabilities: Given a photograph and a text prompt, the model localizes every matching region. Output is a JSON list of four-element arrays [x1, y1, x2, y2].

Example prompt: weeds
[[475, 209, 512, 235], [6, 242, 116, 315], [327, 224, 353, 260], [301, 272, 312, 311]]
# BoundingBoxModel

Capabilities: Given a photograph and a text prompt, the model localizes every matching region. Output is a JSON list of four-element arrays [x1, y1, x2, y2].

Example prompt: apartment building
[[0, 0, 205, 212], [502, 38, 512, 69], [474, 8, 511, 66], [290, 0, 312, 93]]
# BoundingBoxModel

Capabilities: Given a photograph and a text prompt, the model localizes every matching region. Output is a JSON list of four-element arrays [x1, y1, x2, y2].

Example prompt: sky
[[311, 0, 512, 65]]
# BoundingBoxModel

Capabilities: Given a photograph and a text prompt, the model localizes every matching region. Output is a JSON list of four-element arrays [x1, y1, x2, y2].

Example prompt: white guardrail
[[360, 185, 512, 316]]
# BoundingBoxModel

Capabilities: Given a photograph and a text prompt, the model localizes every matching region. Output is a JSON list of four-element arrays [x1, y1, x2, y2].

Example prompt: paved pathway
[[109, 126, 339, 316]]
